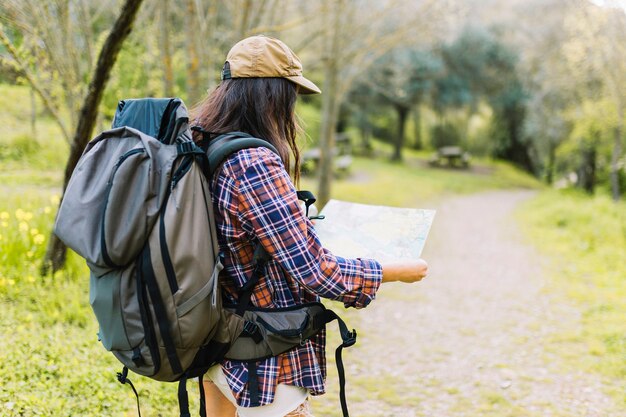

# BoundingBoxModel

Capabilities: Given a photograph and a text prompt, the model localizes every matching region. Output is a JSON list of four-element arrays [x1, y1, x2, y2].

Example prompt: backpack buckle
[[176, 141, 201, 155], [242, 321, 263, 344]]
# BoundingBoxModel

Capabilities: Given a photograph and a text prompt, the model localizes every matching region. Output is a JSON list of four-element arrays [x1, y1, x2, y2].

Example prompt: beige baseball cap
[[221, 35, 321, 95]]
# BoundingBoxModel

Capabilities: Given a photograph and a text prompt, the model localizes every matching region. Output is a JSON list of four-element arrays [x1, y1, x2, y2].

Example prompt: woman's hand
[[381, 259, 429, 284]]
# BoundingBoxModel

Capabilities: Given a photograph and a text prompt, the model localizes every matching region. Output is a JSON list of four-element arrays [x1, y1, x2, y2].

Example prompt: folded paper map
[[314, 200, 435, 263]]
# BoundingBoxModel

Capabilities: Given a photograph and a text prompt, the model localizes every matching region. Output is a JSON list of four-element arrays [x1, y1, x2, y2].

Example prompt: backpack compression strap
[[313, 310, 357, 417]]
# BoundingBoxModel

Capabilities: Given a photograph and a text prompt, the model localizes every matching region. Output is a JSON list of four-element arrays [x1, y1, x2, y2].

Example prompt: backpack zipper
[[101, 147, 145, 268], [159, 154, 195, 294]]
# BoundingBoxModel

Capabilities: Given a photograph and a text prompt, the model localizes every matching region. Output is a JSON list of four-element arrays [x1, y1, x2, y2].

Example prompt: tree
[[436, 27, 534, 172], [0, 0, 121, 143], [350, 48, 442, 161], [563, 2, 626, 200], [315, 0, 450, 206], [42, 0, 146, 273], [158, 0, 174, 96]]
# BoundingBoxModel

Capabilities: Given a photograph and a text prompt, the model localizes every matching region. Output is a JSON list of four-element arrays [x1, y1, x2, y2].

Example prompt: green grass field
[[1, 84, 624, 414], [517, 189, 626, 403]]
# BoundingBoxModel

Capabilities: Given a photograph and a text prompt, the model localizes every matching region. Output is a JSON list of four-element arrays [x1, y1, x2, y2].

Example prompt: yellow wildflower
[[0, 234, 3, 241], [30, 228, 40, 236], [1, 222, 7, 228], [43, 206, 51, 214], [8, 279, 15, 286], [27, 275, 36, 283], [26, 251, 34, 258], [0, 211, 9, 220], [19, 222, 29, 232], [50, 194, 61, 205], [23, 212, 33, 221], [34, 234, 45, 245], [15, 209, 25, 220]]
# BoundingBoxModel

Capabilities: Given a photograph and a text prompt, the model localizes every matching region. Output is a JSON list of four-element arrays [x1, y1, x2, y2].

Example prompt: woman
[[192, 35, 428, 417]]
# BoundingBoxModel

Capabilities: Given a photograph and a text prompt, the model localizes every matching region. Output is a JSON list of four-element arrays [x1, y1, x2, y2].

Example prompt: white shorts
[[204, 364, 309, 417]]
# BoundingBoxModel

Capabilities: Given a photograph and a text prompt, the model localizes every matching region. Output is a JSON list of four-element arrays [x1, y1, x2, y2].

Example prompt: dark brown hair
[[191, 78, 301, 183]]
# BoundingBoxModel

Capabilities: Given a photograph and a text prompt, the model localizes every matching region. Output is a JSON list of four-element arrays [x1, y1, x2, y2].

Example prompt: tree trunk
[[317, 70, 339, 208], [412, 105, 422, 150], [238, 0, 253, 39], [159, 0, 174, 97], [546, 140, 556, 185], [392, 104, 409, 162], [317, 0, 342, 208], [577, 144, 596, 195], [610, 124, 623, 201], [185, 0, 201, 105], [42, 0, 146, 275], [359, 123, 373, 156], [30, 86, 37, 138]]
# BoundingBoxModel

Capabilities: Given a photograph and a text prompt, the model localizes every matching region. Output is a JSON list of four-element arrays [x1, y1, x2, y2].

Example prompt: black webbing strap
[[178, 375, 191, 417], [235, 244, 271, 316], [117, 366, 142, 417], [248, 361, 261, 407], [139, 245, 183, 375], [198, 372, 207, 417], [314, 310, 357, 417]]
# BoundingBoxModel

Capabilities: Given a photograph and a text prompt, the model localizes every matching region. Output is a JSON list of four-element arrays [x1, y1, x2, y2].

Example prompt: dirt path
[[313, 190, 625, 417]]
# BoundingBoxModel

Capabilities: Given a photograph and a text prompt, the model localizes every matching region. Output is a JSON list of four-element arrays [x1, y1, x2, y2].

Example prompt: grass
[[301, 141, 542, 208], [0, 85, 69, 173], [517, 189, 626, 404]]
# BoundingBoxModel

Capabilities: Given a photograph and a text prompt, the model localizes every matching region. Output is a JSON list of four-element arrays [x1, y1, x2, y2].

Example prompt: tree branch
[[0, 26, 71, 143]]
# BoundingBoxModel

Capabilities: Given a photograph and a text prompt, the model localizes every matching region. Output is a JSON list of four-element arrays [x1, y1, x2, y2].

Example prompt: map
[[314, 200, 436, 263]]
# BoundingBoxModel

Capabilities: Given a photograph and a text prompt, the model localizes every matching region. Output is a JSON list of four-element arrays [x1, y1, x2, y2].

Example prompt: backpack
[[54, 98, 357, 417]]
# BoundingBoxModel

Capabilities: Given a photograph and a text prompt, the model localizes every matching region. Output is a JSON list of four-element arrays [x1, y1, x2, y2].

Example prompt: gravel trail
[[313, 190, 625, 417]]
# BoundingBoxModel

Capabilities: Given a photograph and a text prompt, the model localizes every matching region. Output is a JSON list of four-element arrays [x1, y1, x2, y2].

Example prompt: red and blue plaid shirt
[[211, 146, 382, 407]]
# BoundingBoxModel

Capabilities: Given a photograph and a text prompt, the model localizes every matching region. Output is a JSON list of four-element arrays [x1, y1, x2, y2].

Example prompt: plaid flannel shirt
[[211, 146, 382, 407]]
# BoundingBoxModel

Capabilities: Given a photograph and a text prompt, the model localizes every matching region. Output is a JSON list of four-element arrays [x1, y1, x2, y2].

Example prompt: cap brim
[[286, 75, 321, 95]]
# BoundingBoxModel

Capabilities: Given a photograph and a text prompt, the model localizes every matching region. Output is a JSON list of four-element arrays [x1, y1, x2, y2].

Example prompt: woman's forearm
[[381, 259, 429, 283]]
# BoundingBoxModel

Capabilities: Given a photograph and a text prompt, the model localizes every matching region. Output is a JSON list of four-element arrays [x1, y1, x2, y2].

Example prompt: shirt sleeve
[[235, 148, 382, 308]]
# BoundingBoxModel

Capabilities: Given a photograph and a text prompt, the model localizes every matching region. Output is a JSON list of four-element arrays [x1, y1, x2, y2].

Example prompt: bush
[[430, 123, 461, 149], [0, 134, 41, 161]]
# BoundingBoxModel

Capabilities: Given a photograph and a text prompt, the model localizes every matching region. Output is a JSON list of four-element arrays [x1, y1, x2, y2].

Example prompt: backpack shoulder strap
[[206, 132, 280, 178]]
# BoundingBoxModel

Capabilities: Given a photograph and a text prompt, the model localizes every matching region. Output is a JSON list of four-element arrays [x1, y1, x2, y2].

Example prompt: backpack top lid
[[112, 98, 189, 144]]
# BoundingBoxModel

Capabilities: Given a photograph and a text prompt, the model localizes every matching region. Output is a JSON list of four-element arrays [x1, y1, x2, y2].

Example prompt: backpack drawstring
[[117, 366, 142, 417]]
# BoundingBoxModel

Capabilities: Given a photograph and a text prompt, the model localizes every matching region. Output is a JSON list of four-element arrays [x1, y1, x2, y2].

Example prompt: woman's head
[[192, 35, 320, 183]]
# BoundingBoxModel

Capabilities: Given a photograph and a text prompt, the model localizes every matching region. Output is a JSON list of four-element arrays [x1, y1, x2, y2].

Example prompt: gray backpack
[[54, 98, 357, 417]]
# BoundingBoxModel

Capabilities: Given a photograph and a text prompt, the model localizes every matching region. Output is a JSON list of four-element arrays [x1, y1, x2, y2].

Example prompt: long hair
[[191, 78, 301, 184]]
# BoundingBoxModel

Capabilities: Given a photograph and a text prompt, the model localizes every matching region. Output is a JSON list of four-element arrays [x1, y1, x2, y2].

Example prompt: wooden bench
[[301, 147, 352, 176], [429, 146, 470, 168]]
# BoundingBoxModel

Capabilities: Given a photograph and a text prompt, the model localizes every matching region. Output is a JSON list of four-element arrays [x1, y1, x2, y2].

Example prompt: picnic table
[[302, 147, 352, 176], [429, 146, 470, 168]]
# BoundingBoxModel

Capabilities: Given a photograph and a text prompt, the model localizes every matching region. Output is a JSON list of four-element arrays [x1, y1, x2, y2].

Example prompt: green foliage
[[296, 100, 322, 145], [430, 123, 461, 149], [0, 134, 41, 160], [102, 37, 165, 121], [436, 27, 533, 171], [0, 84, 69, 172], [518, 189, 626, 397], [553, 98, 624, 193]]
